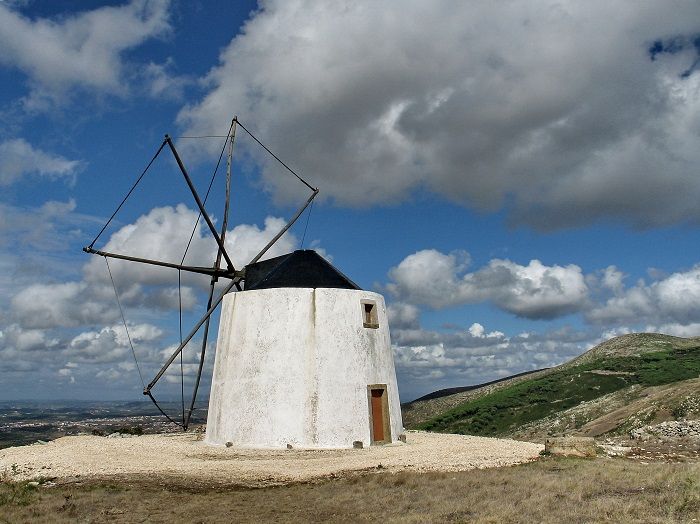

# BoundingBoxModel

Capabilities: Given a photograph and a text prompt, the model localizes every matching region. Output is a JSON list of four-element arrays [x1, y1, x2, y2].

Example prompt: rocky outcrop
[[630, 420, 700, 440]]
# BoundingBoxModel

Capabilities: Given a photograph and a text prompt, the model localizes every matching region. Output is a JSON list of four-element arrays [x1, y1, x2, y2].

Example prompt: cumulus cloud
[[0, 139, 83, 186], [84, 204, 299, 286], [142, 59, 191, 100], [9, 203, 301, 332], [178, 0, 700, 228], [11, 281, 119, 329], [588, 264, 700, 326], [387, 249, 588, 319], [1, 199, 309, 397], [392, 319, 597, 400], [68, 323, 163, 363], [0, 199, 98, 256], [387, 302, 420, 330], [0, 0, 171, 108], [0, 323, 59, 352], [645, 323, 700, 338]]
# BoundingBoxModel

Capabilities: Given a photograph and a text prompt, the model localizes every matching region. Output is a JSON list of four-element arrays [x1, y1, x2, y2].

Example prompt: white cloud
[[1, 202, 306, 390], [588, 264, 700, 325], [84, 203, 215, 287], [69, 323, 163, 363], [0, 0, 171, 108], [468, 323, 504, 339], [9, 204, 302, 331], [645, 323, 700, 338], [142, 285, 197, 311], [392, 319, 596, 400], [0, 139, 83, 186], [0, 323, 59, 351], [95, 368, 122, 382], [386, 249, 471, 308], [142, 59, 191, 100], [600, 266, 625, 294], [387, 249, 588, 319], [387, 302, 420, 330], [223, 216, 299, 268], [84, 204, 299, 287], [0, 199, 95, 258], [178, 0, 700, 228], [11, 281, 118, 329]]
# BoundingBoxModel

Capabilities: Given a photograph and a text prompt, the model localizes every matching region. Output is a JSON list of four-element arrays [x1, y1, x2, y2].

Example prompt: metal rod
[[145, 277, 239, 393], [184, 281, 215, 429], [184, 120, 237, 429], [165, 136, 237, 273], [216, 119, 236, 272], [248, 188, 319, 266], [148, 185, 319, 400], [83, 247, 236, 279]]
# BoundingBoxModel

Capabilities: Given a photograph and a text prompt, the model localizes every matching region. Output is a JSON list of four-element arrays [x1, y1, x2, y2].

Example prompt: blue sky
[[1, 1, 699, 405]]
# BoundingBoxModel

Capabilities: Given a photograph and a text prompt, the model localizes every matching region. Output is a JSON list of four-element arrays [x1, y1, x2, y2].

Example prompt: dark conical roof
[[243, 250, 361, 291]]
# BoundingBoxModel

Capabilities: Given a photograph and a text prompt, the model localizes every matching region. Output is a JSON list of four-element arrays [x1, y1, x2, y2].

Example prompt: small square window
[[362, 300, 379, 329]]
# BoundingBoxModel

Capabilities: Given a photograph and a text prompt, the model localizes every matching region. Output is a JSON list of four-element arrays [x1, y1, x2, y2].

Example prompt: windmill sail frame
[[84, 116, 319, 429]]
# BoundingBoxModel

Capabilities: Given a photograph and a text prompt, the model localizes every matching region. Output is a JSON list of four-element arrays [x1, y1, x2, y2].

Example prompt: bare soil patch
[[0, 431, 542, 487]]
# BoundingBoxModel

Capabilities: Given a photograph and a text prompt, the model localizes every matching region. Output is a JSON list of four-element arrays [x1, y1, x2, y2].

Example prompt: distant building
[[206, 250, 404, 448]]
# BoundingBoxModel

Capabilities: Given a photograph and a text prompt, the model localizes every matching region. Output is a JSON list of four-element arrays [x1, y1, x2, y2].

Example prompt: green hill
[[404, 333, 700, 439]]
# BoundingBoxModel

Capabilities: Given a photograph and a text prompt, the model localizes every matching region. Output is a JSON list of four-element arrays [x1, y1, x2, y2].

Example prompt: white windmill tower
[[84, 117, 404, 449]]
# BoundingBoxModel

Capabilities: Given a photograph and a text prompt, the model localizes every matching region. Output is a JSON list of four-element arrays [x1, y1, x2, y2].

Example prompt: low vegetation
[[1, 458, 698, 523], [414, 334, 700, 437]]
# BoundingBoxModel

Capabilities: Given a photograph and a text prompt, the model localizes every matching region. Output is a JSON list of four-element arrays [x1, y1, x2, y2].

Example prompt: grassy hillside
[[411, 333, 700, 438]]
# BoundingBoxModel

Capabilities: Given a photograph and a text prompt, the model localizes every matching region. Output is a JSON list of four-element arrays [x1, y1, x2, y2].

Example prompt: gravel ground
[[0, 431, 543, 487]]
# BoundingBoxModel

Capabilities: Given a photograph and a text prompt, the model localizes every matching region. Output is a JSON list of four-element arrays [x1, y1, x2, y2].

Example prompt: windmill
[[85, 117, 404, 448]]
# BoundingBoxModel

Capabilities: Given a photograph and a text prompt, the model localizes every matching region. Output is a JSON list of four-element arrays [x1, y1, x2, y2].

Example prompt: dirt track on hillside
[[1, 431, 542, 487]]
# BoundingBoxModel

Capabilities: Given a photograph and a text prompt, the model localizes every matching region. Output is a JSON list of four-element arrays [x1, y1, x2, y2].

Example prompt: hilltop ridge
[[402, 333, 700, 439], [565, 332, 700, 365]]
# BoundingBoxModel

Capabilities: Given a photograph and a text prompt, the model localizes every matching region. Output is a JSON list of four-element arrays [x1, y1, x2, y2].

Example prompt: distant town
[[0, 401, 206, 449]]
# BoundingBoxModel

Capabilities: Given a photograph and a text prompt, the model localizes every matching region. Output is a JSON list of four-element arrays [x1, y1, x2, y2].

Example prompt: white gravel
[[1, 431, 543, 487]]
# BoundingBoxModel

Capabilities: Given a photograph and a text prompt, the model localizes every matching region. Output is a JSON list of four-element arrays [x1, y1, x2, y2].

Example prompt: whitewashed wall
[[205, 288, 403, 448]]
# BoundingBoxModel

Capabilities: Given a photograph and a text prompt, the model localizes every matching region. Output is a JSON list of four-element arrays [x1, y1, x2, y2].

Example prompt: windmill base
[[205, 287, 403, 449]]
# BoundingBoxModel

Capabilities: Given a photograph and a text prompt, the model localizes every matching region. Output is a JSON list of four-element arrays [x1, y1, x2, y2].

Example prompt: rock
[[353, 441, 363, 449], [225, 441, 233, 448], [544, 437, 596, 458], [600, 444, 631, 457], [630, 428, 648, 440], [632, 420, 700, 440]]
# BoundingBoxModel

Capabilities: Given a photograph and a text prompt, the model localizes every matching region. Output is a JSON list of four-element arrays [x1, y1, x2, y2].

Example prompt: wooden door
[[371, 389, 385, 441]]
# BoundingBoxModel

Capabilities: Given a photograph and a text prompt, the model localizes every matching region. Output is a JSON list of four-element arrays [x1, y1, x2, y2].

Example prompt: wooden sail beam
[[165, 135, 237, 274], [143, 183, 319, 396], [82, 247, 240, 279], [184, 119, 237, 429]]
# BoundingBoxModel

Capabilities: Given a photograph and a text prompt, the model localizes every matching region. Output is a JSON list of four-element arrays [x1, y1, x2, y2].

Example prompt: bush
[[116, 426, 144, 436]]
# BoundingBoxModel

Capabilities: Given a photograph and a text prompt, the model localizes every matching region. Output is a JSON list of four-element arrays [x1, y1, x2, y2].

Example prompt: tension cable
[[234, 119, 317, 192], [300, 200, 314, 249], [104, 257, 145, 389], [88, 140, 167, 250]]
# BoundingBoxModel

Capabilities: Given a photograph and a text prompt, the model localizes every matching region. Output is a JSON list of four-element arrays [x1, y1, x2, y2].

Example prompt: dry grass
[[2, 456, 699, 523]]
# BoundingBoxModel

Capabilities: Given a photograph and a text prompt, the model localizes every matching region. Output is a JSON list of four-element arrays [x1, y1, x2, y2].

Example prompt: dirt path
[[1, 431, 542, 487]]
